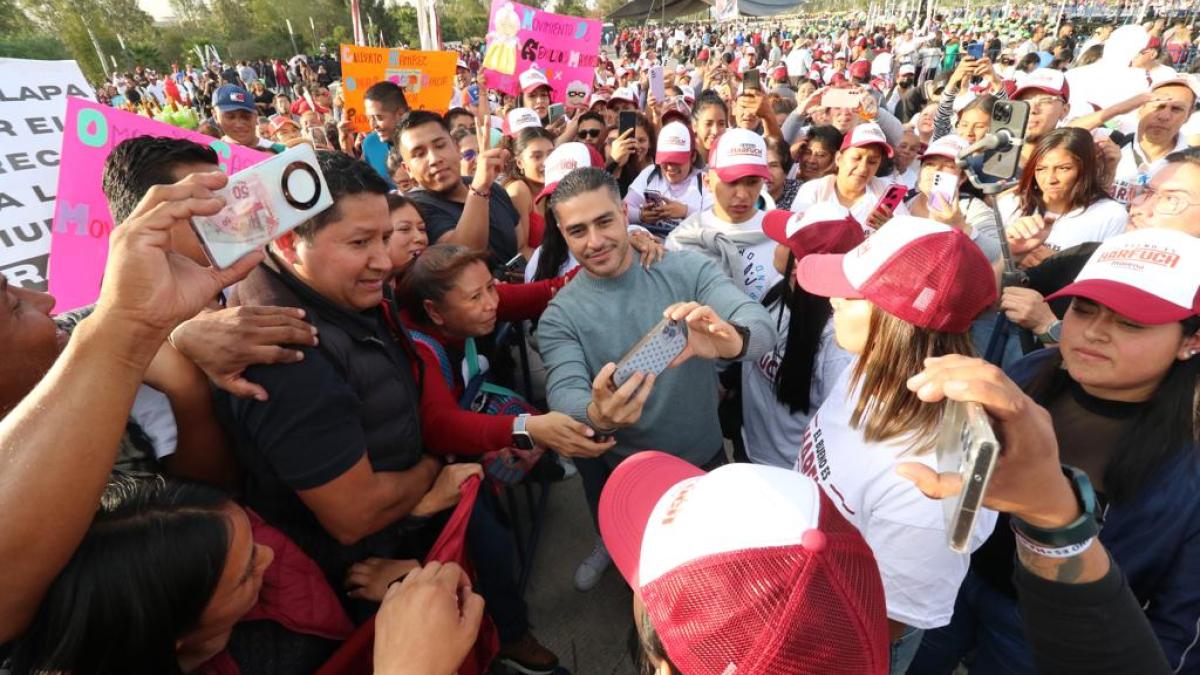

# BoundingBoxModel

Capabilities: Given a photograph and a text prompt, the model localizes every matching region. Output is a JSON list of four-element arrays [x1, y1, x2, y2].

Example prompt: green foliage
[[0, 33, 71, 60], [440, 0, 490, 44]]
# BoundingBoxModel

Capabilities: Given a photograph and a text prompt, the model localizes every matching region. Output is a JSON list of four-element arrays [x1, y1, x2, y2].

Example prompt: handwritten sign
[[481, 0, 601, 106], [340, 46, 457, 134], [0, 58, 94, 291], [49, 97, 269, 311]]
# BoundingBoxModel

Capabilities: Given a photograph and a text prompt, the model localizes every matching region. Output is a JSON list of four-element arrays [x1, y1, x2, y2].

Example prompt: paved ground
[[517, 470, 638, 675]]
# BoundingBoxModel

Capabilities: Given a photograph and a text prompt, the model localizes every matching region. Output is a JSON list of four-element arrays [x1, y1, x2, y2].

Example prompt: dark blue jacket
[[1010, 348, 1200, 674]]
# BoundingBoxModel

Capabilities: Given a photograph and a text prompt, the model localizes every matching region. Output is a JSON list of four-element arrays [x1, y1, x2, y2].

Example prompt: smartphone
[[548, 102, 565, 124], [822, 87, 862, 109], [649, 65, 666, 101], [867, 183, 909, 227], [618, 110, 637, 136], [613, 318, 688, 387], [190, 143, 333, 268], [504, 253, 527, 273], [966, 42, 985, 60], [304, 125, 330, 148], [643, 189, 664, 207], [935, 400, 1001, 553], [981, 99, 1030, 182], [929, 171, 958, 212], [743, 68, 761, 92]]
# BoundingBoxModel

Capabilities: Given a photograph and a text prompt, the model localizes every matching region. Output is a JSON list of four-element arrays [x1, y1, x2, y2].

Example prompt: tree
[[439, 0, 489, 44], [555, 0, 589, 17]]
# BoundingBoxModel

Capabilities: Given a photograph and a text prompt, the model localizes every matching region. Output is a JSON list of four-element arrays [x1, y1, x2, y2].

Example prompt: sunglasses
[[461, 149, 478, 161], [578, 128, 603, 139]]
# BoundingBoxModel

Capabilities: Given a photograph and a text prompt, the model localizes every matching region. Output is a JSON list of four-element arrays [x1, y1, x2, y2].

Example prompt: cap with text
[[213, 84, 257, 113], [796, 216, 998, 333], [763, 202, 866, 264], [535, 142, 604, 203], [920, 134, 970, 161], [519, 68, 552, 94], [1012, 68, 1070, 101], [504, 107, 543, 135], [656, 122, 693, 164], [840, 122, 895, 158], [709, 128, 772, 183], [599, 452, 889, 675], [1047, 228, 1200, 324]]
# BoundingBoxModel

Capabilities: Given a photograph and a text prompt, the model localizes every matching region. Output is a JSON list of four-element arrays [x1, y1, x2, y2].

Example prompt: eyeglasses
[[1130, 185, 1200, 216], [1025, 95, 1063, 110], [578, 128, 603, 139], [461, 149, 478, 161]]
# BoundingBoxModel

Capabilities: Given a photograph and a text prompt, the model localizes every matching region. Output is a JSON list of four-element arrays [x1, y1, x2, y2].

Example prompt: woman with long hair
[[386, 192, 429, 274], [997, 127, 1128, 270], [793, 217, 999, 673], [795, 122, 909, 230], [607, 112, 656, 197], [741, 204, 864, 469], [912, 228, 1200, 674], [691, 91, 730, 161], [503, 127, 556, 258], [623, 121, 707, 235]]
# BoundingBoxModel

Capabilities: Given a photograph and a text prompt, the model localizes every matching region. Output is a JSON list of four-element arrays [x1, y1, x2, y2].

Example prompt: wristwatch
[[511, 414, 535, 450], [730, 322, 751, 360], [1036, 319, 1063, 345], [1011, 465, 1102, 548]]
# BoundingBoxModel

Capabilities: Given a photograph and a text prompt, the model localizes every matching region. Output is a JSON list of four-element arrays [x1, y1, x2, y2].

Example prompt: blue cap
[[212, 84, 257, 113]]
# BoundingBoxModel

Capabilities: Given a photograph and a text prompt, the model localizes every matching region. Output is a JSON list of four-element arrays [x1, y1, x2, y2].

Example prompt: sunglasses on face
[[461, 149, 478, 161], [578, 128, 603, 139]]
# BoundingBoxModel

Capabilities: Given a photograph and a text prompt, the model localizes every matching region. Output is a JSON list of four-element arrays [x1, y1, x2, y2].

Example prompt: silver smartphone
[[190, 143, 333, 269], [935, 400, 1001, 553], [613, 318, 688, 387]]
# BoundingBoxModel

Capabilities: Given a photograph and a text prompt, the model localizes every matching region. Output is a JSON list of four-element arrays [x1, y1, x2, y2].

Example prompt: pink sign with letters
[[481, 0, 600, 107], [49, 97, 269, 311]]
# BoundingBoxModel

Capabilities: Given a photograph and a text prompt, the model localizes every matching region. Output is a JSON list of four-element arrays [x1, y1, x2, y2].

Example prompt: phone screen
[[549, 103, 565, 123]]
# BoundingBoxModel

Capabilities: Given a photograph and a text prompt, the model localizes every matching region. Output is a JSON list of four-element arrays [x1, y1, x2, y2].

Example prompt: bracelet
[[1010, 465, 1102, 548], [1013, 529, 1096, 559], [469, 184, 491, 199]]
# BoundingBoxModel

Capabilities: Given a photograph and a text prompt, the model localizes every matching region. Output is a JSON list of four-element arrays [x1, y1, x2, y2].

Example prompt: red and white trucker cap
[[840, 122, 895, 158], [503, 107, 542, 135], [762, 202, 866, 263], [1012, 68, 1070, 101], [599, 452, 889, 675], [709, 128, 772, 183], [535, 142, 604, 203], [1047, 228, 1200, 324], [519, 67, 551, 94], [656, 122, 692, 164], [920, 134, 969, 161], [796, 216, 998, 333]]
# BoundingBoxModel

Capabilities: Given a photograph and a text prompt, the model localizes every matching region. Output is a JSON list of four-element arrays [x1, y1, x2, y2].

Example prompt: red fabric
[[528, 211, 546, 249], [198, 513, 354, 675], [413, 337, 515, 456], [314, 477, 497, 675]]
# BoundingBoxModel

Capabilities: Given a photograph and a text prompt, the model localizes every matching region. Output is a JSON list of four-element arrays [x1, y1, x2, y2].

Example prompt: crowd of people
[[4, 2, 1200, 674]]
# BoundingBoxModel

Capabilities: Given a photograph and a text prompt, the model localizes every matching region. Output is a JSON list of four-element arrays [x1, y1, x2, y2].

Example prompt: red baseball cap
[[762, 203, 866, 264], [656, 122, 692, 164], [599, 452, 889, 675], [849, 59, 872, 80], [1046, 228, 1200, 324], [796, 217, 997, 333], [840, 122, 895, 158], [708, 128, 771, 183]]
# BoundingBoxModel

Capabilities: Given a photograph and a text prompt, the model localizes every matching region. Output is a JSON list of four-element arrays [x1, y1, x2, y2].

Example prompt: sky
[[139, 0, 176, 20]]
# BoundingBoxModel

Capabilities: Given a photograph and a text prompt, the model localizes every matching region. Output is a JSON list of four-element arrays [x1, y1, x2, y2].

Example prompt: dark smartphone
[[618, 110, 637, 136], [981, 100, 1031, 182], [504, 254, 527, 273], [743, 69, 761, 91]]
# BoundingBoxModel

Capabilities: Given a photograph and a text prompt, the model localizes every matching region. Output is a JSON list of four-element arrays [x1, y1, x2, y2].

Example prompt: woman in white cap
[[793, 217, 1000, 673], [912, 228, 1200, 675], [624, 121, 706, 236], [904, 134, 1001, 263], [502, 127, 556, 259], [795, 122, 910, 230]]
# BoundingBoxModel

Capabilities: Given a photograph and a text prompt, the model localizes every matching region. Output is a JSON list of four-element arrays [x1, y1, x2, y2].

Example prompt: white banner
[[711, 0, 738, 22], [0, 58, 94, 290]]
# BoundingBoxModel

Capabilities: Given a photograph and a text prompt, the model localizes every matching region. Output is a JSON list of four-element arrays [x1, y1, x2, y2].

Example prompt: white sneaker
[[574, 538, 612, 591], [557, 455, 578, 479]]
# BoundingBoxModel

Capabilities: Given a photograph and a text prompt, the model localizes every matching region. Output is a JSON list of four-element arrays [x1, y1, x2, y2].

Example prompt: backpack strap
[[408, 329, 455, 391]]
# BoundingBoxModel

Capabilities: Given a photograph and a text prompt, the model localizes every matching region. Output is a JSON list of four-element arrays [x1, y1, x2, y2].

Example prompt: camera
[[992, 102, 1013, 124], [190, 143, 333, 269]]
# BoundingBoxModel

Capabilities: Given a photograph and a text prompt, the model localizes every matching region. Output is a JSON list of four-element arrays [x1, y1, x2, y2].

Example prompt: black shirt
[[1025, 241, 1099, 317], [408, 179, 519, 270]]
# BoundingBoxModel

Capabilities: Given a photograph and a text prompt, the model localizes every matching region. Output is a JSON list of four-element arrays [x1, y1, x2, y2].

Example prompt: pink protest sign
[[481, 0, 601, 108], [49, 97, 269, 311]]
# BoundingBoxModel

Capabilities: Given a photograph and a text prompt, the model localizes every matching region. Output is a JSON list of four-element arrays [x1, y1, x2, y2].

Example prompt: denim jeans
[[891, 625, 926, 675], [908, 570, 1036, 675], [468, 489, 528, 644]]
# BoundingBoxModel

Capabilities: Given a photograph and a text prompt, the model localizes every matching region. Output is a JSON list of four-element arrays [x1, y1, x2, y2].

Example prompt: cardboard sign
[[481, 0, 601, 106], [0, 58, 94, 291], [48, 97, 270, 311], [340, 46, 457, 134]]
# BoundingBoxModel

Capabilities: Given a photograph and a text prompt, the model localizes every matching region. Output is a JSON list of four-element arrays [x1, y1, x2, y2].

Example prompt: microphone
[[957, 129, 1018, 163]]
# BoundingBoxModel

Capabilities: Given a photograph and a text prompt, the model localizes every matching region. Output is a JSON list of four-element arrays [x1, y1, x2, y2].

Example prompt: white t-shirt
[[795, 366, 996, 629], [131, 385, 178, 460], [665, 209, 782, 301], [995, 193, 1128, 253], [795, 175, 911, 232], [742, 303, 853, 469], [1111, 133, 1191, 205], [624, 165, 708, 229], [892, 165, 920, 190]]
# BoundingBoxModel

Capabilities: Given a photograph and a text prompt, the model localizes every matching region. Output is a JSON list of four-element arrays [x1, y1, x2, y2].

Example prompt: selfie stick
[[956, 133, 1037, 365]]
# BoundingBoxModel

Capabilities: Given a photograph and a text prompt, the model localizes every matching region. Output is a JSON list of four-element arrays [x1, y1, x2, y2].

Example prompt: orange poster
[[340, 45, 456, 133]]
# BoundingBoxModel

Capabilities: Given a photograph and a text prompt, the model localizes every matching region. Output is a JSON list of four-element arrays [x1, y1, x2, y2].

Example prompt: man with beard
[[398, 111, 517, 268]]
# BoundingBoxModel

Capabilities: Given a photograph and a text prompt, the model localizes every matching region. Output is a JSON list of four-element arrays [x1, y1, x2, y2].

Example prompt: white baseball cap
[[898, 64, 916, 76], [1149, 71, 1200, 100], [919, 134, 969, 161], [679, 84, 696, 103], [587, 91, 609, 108], [536, 142, 603, 202], [656, 121, 692, 164], [840, 122, 894, 158], [504, 107, 542, 135], [1047, 228, 1200, 324], [519, 68, 551, 94], [709, 128, 772, 183], [610, 87, 638, 105], [1012, 68, 1069, 101]]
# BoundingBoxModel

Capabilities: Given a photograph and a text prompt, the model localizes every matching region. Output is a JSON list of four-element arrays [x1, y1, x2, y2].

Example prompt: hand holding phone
[[934, 399, 1001, 553], [618, 110, 637, 136], [743, 69, 761, 92], [613, 317, 688, 387], [548, 102, 565, 124], [929, 171, 958, 213], [867, 183, 908, 230]]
